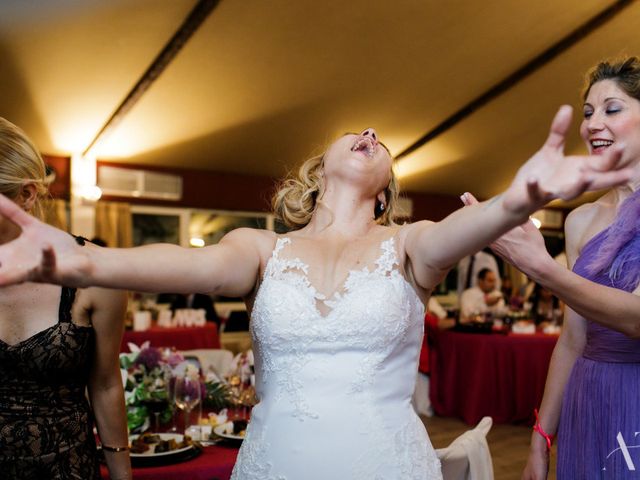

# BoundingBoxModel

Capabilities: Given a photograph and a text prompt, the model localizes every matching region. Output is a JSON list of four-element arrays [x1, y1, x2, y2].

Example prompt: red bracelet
[[533, 409, 556, 451]]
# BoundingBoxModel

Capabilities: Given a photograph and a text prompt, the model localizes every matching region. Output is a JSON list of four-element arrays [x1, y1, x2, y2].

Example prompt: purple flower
[[135, 347, 163, 370], [166, 351, 185, 368]]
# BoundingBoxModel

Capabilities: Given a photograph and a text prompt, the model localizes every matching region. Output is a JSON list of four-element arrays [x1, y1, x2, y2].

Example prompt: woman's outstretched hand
[[0, 194, 90, 287], [461, 192, 549, 273], [502, 105, 631, 215]]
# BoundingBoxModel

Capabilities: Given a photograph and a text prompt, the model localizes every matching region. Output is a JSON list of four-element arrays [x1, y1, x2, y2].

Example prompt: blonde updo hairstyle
[[272, 151, 400, 230], [0, 117, 49, 220]]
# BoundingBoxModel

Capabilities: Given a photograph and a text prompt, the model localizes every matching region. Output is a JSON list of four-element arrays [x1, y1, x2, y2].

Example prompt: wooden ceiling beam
[[394, 0, 635, 160], [83, 0, 220, 157]]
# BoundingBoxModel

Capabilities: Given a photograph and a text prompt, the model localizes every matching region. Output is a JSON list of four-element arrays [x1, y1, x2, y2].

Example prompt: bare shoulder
[[396, 220, 435, 251], [566, 193, 617, 247], [565, 191, 618, 266], [218, 227, 276, 255], [74, 286, 127, 332], [219, 227, 274, 245]]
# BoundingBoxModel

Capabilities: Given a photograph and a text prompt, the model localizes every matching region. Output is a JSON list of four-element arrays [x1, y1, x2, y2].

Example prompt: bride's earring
[[374, 200, 386, 219]]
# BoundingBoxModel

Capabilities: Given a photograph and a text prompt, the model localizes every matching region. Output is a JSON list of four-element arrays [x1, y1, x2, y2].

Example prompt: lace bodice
[[231, 235, 442, 479]]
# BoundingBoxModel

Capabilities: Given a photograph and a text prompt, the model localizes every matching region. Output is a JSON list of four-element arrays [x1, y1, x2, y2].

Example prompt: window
[[130, 206, 274, 247]]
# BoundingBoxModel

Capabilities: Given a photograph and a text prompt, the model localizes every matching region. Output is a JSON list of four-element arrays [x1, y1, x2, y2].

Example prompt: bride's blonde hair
[[272, 152, 400, 230], [0, 117, 50, 220]]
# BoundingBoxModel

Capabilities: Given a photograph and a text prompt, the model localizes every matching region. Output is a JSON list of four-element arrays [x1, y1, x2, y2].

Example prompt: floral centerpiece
[[119, 342, 183, 432], [120, 343, 236, 432]]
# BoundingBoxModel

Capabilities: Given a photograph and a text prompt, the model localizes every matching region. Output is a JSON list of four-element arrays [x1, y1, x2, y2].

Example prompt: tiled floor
[[423, 415, 557, 480]]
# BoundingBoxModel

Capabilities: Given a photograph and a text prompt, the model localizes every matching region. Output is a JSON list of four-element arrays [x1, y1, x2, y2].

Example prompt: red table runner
[[429, 329, 558, 425], [120, 323, 220, 352]]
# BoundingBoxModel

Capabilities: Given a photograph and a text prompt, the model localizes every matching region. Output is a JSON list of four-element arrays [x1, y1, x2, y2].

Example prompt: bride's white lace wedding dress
[[230, 235, 442, 479]]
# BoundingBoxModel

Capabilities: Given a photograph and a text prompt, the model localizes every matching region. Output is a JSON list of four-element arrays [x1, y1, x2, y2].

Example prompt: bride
[[0, 109, 631, 479]]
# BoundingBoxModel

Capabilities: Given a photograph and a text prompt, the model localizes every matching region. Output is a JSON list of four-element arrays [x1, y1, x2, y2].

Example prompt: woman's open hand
[[502, 105, 631, 215], [0, 194, 91, 287]]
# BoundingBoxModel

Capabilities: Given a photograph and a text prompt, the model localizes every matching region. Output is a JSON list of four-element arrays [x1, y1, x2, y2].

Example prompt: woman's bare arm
[[0, 196, 267, 297], [86, 287, 131, 480], [521, 209, 587, 480], [403, 106, 630, 290], [462, 192, 640, 339]]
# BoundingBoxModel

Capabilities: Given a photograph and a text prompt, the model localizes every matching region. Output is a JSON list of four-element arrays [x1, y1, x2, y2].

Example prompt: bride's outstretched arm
[[0, 196, 263, 297], [403, 105, 631, 289], [460, 192, 640, 338]]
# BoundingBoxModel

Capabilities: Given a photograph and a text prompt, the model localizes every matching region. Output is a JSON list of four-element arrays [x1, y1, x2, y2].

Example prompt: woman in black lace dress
[[0, 118, 131, 479]]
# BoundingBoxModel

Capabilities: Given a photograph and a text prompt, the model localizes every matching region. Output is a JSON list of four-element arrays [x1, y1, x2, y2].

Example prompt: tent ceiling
[[1, 0, 638, 201]]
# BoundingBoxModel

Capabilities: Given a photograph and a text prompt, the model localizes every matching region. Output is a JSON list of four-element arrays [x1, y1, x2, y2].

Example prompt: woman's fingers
[[0, 193, 35, 229], [39, 244, 57, 281], [0, 264, 28, 286], [526, 178, 549, 204], [521, 219, 539, 234], [460, 192, 480, 206], [543, 105, 573, 151], [587, 168, 634, 191]]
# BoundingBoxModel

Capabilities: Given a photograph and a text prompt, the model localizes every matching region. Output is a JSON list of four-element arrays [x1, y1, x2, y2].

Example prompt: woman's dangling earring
[[374, 200, 386, 219]]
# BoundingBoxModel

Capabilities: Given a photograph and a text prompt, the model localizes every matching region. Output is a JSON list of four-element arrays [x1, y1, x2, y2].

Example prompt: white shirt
[[460, 286, 505, 319], [427, 297, 447, 320], [457, 252, 501, 299]]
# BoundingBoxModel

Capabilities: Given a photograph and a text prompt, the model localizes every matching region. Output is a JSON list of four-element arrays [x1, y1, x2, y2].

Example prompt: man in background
[[456, 249, 501, 299], [459, 268, 505, 323]]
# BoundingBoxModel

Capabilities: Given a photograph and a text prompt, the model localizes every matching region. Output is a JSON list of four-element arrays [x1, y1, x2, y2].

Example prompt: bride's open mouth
[[350, 137, 376, 158]]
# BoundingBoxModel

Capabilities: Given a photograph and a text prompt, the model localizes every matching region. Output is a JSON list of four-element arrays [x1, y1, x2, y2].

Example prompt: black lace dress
[[0, 283, 99, 480]]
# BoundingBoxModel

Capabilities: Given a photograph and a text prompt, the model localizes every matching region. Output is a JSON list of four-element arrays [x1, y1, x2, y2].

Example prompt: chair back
[[436, 416, 494, 480], [180, 348, 234, 378]]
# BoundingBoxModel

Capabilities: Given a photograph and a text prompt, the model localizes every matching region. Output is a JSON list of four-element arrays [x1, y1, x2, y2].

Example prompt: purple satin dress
[[557, 225, 640, 478]]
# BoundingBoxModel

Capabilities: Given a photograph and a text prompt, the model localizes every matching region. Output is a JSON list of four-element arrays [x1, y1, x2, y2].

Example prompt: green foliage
[[204, 381, 232, 411]]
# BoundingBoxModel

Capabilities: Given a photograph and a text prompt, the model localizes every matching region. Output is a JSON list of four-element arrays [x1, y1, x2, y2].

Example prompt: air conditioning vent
[[98, 165, 182, 200]]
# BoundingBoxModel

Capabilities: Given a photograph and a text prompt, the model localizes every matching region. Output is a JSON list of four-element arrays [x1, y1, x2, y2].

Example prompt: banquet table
[[120, 323, 221, 352], [100, 443, 239, 480], [429, 329, 558, 425]]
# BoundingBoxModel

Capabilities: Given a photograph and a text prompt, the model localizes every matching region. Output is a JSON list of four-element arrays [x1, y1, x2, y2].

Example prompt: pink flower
[[166, 351, 185, 368]]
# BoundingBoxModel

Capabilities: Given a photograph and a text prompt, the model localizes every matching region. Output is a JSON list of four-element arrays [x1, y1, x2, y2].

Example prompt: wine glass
[[142, 374, 170, 432], [173, 376, 201, 434], [143, 393, 169, 432]]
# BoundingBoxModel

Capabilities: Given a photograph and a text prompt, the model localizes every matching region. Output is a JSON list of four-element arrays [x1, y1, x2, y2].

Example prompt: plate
[[130, 433, 193, 457], [128, 433, 201, 467], [213, 423, 246, 441]]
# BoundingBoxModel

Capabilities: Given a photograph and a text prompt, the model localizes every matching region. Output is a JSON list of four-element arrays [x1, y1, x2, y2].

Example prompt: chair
[[413, 372, 434, 417], [180, 348, 234, 378], [436, 416, 494, 480]]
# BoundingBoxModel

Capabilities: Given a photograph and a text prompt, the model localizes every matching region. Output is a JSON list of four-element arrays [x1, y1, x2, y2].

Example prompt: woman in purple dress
[[465, 57, 640, 478]]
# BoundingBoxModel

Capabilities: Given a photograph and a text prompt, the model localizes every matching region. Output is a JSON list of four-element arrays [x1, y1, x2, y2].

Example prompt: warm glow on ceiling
[[393, 143, 463, 180], [51, 120, 101, 155]]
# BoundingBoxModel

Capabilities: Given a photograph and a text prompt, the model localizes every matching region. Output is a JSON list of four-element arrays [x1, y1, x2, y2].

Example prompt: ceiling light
[[190, 237, 205, 248]]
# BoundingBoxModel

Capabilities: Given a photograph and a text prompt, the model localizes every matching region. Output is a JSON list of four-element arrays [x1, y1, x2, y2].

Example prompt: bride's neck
[[305, 187, 378, 238]]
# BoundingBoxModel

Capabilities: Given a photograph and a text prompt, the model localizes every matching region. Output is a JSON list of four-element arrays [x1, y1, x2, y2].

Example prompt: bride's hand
[[461, 192, 549, 273], [0, 194, 91, 287], [502, 105, 631, 215]]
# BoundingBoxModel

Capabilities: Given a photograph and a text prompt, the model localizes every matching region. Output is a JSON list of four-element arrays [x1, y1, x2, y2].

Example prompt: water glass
[[173, 376, 201, 434]]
